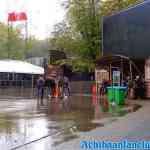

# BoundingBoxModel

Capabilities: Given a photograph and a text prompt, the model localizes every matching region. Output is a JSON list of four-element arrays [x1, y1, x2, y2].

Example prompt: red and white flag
[[8, 12, 27, 22], [8, 12, 16, 22]]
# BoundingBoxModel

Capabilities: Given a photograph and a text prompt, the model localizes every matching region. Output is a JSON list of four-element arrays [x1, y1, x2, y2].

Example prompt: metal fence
[[0, 81, 94, 99], [0, 80, 35, 99], [70, 81, 93, 95]]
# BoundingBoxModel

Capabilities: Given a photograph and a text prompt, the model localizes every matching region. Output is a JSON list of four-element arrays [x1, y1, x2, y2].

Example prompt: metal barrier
[[0, 81, 94, 99], [0, 80, 35, 98]]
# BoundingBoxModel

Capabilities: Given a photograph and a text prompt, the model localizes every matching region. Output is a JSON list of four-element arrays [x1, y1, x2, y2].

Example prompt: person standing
[[63, 76, 70, 97], [134, 76, 144, 99], [46, 79, 54, 98], [58, 75, 64, 98], [37, 75, 45, 105]]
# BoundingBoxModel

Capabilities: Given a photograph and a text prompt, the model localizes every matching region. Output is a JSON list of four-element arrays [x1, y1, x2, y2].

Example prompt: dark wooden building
[[102, 1, 150, 97]]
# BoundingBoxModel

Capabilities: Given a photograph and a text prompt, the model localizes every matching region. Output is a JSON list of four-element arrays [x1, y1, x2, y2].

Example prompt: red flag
[[16, 12, 27, 21], [8, 12, 27, 22], [8, 12, 16, 22]]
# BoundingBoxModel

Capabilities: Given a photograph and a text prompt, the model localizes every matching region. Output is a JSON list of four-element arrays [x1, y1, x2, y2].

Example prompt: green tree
[[67, 0, 101, 59], [0, 23, 48, 60], [0, 23, 25, 59], [26, 36, 49, 58], [49, 21, 86, 57]]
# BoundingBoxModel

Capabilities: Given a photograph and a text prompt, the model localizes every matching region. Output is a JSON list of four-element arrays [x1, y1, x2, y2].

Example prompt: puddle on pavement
[[0, 96, 141, 149]]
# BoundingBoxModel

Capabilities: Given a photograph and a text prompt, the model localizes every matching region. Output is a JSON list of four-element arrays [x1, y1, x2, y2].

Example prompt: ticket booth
[[95, 68, 109, 93]]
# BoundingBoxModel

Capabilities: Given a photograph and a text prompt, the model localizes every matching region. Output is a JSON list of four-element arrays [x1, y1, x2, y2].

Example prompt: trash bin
[[107, 87, 115, 103], [114, 86, 127, 105], [107, 86, 127, 105]]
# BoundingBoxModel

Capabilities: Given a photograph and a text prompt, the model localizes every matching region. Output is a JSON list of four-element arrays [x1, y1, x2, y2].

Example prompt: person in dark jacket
[[63, 76, 70, 97], [134, 76, 145, 99], [37, 75, 45, 104], [46, 79, 55, 98]]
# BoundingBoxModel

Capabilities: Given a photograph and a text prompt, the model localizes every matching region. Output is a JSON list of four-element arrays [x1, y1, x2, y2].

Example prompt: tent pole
[[95, 69, 97, 94], [31, 75, 34, 98], [109, 64, 112, 84], [121, 58, 123, 85], [21, 80, 23, 97], [130, 61, 132, 80]]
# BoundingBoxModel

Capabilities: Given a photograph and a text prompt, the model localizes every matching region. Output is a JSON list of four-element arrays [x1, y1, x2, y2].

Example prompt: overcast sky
[[0, 0, 66, 39]]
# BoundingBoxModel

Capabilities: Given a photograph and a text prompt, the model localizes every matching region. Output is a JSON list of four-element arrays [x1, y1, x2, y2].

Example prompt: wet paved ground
[[53, 100, 150, 150], [0, 95, 113, 150], [0, 95, 144, 150]]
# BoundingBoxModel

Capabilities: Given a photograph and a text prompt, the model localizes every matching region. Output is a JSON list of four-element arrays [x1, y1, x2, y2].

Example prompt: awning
[[96, 55, 141, 74], [0, 60, 44, 74]]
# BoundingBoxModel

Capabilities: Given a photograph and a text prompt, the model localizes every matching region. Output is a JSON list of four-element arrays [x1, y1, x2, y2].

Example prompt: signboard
[[113, 70, 120, 86], [95, 69, 109, 83]]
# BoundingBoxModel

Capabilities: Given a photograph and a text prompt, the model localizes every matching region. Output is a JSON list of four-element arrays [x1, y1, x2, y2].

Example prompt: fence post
[[31, 75, 34, 98]]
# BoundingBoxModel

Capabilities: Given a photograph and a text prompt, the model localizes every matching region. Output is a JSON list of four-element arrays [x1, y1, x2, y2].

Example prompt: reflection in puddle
[[0, 95, 140, 149]]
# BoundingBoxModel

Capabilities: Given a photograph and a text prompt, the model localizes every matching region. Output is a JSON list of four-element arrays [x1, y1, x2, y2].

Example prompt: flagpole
[[8, 12, 15, 59], [25, 18, 28, 58], [7, 20, 13, 58], [8, 12, 28, 59], [7, 19, 10, 58]]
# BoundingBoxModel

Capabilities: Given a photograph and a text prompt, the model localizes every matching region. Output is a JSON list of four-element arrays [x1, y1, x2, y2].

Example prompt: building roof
[[103, 0, 150, 59], [0, 60, 44, 74], [104, 0, 149, 19]]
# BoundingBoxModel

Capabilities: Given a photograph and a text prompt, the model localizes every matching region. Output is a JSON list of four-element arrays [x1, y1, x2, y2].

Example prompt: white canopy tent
[[0, 60, 44, 98], [0, 60, 44, 74]]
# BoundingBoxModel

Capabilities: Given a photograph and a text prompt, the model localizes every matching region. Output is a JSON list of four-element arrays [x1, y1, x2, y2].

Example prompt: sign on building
[[112, 70, 120, 86], [95, 69, 109, 84]]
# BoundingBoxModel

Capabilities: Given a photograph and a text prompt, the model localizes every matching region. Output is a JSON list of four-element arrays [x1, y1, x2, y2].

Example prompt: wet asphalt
[[0, 95, 144, 150], [0, 95, 112, 150]]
